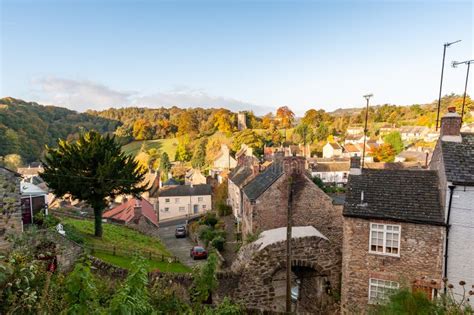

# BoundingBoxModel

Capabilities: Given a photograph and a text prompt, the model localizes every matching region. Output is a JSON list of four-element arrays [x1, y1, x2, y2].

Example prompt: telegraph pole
[[452, 59, 474, 123], [436, 40, 461, 130], [361, 94, 373, 168], [286, 175, 294, 313]]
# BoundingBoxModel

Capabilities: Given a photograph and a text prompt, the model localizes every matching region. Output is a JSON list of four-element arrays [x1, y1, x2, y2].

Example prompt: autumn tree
[[263, 123, 282, 146], [383, 131, 404, 155], [191, 139, 207, 169], [276, 106, 295, 128], [232, 129, 264, 156], [372, 144, 396, 162], [132, 119, 154, 140], [175, 136, 191, 162], [262, 113, 274, 129], [213, 109, 234, 134], [177, 111, 198, 137], [41, 131, 146, 237], [293, 123, 314, 144]]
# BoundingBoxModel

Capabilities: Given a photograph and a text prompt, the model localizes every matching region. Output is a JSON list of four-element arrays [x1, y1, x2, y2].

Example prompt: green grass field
[[62, 218, 190, 272], [122, 139, 179, 160]]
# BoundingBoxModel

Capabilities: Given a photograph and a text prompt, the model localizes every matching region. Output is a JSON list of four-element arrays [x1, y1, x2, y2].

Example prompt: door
[[193, 204, 199, 214], [21, 197, 32, 225]]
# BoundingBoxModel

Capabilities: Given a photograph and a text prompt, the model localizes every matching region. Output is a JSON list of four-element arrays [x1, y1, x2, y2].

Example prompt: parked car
[[175, 226, 187, 238], [190, 246, 208, 260]]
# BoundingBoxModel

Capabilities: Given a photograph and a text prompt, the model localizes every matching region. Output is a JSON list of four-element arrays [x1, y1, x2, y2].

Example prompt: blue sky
[[1, 0, 472, 115]]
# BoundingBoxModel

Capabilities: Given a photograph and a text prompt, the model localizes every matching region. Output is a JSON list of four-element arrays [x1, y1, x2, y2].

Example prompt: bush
[[201, 212, 218, 228], [211, 236, 225, 252], [63, 223, 85, 244], [33, 210, 60, 229], [217, 203, 232, 216]]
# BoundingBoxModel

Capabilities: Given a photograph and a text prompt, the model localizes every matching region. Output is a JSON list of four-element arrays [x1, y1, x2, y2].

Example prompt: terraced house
[[341, 157, 445, 313], [430, 107, 474, 307]]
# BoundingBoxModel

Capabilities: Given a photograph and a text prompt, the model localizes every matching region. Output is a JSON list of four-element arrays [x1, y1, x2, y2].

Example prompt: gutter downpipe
[[444, 185, 455, 294]]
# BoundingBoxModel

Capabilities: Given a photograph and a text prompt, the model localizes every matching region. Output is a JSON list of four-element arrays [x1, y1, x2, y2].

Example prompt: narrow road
[[158, 218, 205, 268]]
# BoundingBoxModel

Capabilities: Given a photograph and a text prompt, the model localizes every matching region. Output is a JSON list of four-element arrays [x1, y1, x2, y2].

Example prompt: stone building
[[429, 107, 474, 307], [241, 155, 343, 247], [0, 166, 22, 251], [341, 158, 445, 313], [237, 112, 247, 130]]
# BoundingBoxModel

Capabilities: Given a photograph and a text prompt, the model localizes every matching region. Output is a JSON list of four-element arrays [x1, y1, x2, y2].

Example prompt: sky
[[0, 0, 472, 116]]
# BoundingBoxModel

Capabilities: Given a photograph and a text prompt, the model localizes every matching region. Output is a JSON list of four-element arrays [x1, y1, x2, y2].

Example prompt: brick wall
[[341, 217, 445, 313], [0, 168, 22, 252]]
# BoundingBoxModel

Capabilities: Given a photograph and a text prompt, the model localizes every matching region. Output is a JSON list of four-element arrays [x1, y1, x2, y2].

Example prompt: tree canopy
[[41, 131, 147, 237]]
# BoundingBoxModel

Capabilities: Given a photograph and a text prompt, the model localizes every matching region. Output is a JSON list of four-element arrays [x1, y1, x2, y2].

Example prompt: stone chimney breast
[[440, 106, 462, 142]]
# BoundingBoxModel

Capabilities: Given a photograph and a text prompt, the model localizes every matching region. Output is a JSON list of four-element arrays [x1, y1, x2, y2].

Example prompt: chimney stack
[[350, 155, 361, 175], [134, 199, 142, 218], [440, 107, 462, 142]]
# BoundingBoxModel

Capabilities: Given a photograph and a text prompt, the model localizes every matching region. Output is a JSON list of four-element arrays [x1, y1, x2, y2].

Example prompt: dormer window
[[369, 223, 400, 256]]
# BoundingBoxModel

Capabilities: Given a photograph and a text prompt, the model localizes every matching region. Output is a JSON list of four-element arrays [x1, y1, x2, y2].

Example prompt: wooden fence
[[82, 243, 180, 263]]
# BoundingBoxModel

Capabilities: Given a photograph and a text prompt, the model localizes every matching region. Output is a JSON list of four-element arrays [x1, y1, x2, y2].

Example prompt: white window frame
[[198, 197, 203, 202], [368, 278, 399, 304], [202, 205, 206, 210], [165, 198, 170, 203], [164, 207, 169, 212], [369, 223, 401, 257], [179, 206, 185, 212]]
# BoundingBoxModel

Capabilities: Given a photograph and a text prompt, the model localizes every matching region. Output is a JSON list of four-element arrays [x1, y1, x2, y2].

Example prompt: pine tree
[[41, 131, 146, 237]]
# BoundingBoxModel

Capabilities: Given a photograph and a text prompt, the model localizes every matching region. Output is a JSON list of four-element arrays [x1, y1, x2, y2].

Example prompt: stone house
[[346, 126, 364, 136], [341, 157, 445, 313], [157, 184, 212, 221], [213, 144, 237, 170], [323, 142, 343, 158], [400, 126, 430, 142], [0, 166, 22, 251], [184, 169, 207, 186], [237, 112, 247, 130], [344, 134, 365, 144], [227, 155, 259, 223], [429, 107, 474, 307], [240, 155, 343, 247]]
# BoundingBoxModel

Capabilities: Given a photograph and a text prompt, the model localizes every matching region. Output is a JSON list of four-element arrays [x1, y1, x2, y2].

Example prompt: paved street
[[158, 218, 205, 268]]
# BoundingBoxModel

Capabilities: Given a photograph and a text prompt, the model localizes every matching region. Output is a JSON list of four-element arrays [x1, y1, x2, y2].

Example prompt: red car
[[190, 246, 208, 260]]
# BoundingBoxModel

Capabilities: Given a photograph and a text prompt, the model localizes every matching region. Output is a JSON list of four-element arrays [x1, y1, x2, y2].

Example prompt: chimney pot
[[447, 106, 456, 113]]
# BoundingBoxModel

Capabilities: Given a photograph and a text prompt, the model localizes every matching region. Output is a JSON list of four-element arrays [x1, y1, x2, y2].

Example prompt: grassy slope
[[62, 218, 190, 272], [122, 138, 179, 160]]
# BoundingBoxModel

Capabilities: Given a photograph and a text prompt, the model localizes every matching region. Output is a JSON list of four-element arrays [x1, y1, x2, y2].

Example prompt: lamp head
[[363, 94, 373, 101], [452, 61, 459, 68]]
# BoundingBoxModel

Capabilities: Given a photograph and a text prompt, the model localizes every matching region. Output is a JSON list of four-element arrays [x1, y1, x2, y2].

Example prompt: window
[[175, 198, 180, 203], [198, 197, 203, 202], [369, 223, 400, 256], [179, 206, 185, 212], [202, 205, 207, 210], [165, 198, 170, 203], [163, 207, 169, 212], [369, 278, 399, 304]]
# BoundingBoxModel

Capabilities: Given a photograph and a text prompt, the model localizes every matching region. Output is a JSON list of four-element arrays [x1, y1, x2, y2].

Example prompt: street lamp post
[[452, 59, 474, 123], [436, 40, 462, 131], [361, 94, 373, 169]]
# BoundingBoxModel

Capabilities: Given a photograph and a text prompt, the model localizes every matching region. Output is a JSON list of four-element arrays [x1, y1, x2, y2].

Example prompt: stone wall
[[224, 235, 341, 314], [242, 172, 343, 248], [0, 167, 22, 252], [341, 217, 445, 314]]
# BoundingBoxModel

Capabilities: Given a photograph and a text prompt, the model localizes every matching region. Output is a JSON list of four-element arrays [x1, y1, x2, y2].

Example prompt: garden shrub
[[211, 236, 225, 251], [217, 203, 232, 216], [63, 223, 85, 244]]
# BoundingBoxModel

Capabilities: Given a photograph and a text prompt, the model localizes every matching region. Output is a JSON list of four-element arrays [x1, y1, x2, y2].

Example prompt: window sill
[[368, 251, 400, 258]]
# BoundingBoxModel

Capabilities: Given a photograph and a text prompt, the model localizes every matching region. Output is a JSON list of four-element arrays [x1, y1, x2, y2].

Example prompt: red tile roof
[[103, 198, 158, 227]]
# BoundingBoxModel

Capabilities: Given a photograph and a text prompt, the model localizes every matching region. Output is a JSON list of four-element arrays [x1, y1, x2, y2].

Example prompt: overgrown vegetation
[[0, 230, 243, 314]]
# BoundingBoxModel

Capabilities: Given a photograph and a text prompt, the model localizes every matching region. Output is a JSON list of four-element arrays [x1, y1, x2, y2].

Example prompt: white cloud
[[31, 77, 273, 114], [32, 77, 134, 111]]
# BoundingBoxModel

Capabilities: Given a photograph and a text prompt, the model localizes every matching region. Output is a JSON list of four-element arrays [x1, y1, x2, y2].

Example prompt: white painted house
[[310, 162, 350, 186], [430, 107, 474, 307], [157, 184, 212, 221], [322, 142, 343, 159], [213, 144, 237, 170]]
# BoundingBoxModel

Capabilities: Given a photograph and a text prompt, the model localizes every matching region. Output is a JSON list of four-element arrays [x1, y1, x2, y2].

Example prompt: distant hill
[[0, 97, 120, 163]]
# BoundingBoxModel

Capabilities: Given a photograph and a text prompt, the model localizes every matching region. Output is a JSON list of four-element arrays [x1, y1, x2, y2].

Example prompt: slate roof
[[328, 142, 342, 150], [440, 133, 474, 184], [343, 169, 444, 225], [163, 178, 180, 186], [158, 184, 212, 197], [228, 165, 254, 187], [243, 163, 283, 201]]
